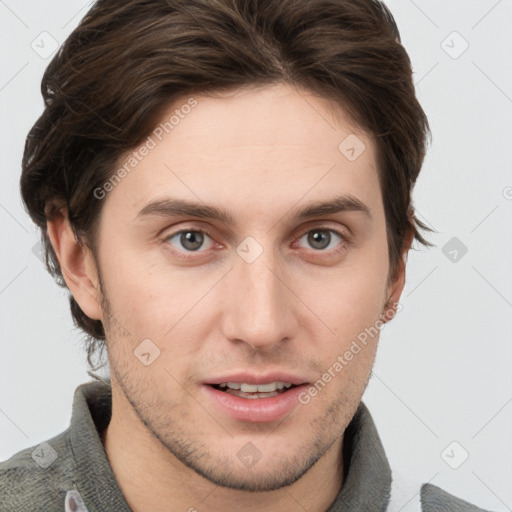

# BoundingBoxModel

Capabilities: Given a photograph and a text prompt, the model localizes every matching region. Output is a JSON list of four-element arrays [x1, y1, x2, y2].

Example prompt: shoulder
[[0, 429, 76, 512], [389, 470, 493, 512], [420, 483, 494, 512]]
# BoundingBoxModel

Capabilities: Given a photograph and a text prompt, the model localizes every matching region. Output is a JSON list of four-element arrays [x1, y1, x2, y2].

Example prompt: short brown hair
[[20, 0, 432, 367]]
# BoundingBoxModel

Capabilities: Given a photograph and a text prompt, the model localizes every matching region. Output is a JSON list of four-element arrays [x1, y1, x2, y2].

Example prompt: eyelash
[[162, 226, 349, 261]]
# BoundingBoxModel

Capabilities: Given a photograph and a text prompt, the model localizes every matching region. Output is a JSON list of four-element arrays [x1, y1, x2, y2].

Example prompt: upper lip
[[204, 372, 310, 386]]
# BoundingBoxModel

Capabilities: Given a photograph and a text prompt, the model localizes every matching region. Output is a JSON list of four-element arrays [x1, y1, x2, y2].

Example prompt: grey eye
[[167, 230, 213, 252], [298, 229, 343, 251]]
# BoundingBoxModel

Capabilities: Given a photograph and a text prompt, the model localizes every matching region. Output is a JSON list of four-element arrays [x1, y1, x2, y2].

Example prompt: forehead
[[101, 83, 382, 224]]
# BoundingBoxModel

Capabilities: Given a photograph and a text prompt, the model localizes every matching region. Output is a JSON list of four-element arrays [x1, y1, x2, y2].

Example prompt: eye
[[165, 229, 214, 252], [297, 228, 344, 251]]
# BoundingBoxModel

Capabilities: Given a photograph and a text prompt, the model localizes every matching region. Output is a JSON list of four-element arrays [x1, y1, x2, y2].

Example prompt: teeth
[[240, 383, 260, 392], [220, 382, 293, 392]]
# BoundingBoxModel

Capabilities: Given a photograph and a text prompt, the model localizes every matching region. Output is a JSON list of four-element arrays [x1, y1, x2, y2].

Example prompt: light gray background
[[1, 1, 511, 510]]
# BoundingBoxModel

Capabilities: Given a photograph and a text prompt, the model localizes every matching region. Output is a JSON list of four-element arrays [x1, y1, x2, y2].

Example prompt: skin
[[48, 82, 412, 512]]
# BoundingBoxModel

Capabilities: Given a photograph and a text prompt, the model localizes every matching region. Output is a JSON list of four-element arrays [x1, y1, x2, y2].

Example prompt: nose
[[220, 243, 297, 352]]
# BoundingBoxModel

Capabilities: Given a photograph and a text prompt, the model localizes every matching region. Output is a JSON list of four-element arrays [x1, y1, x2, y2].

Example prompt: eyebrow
[[135, 194, 372, 224]]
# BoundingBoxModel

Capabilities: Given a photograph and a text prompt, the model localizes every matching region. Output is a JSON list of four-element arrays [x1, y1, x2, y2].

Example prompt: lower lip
[[202, 384, 308, 423]]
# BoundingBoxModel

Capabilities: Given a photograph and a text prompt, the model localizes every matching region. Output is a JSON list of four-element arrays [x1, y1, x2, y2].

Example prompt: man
[[0, 0, 491, 511]]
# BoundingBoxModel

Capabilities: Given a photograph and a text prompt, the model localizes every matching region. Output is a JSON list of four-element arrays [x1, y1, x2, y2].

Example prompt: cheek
[[97, 244, 164, 335], [305, 260, 388, 340], [100, 247, 221, 345]]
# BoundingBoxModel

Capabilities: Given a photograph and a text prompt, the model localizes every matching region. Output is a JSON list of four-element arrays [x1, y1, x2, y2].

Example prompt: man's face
[[92, 83, 400, 491]]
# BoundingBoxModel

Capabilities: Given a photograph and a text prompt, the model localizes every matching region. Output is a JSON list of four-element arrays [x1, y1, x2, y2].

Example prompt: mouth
[[209, 381, 299, 399], [202, 374, 311, 422]]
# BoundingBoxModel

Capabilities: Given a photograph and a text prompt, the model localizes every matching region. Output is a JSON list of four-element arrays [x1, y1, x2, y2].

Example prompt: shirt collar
[[69, 380, 132, 511], [326, 401, 392, 511]]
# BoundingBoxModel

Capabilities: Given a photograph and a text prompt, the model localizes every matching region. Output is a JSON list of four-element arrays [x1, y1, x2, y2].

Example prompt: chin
[[191, 463, 311, 492]]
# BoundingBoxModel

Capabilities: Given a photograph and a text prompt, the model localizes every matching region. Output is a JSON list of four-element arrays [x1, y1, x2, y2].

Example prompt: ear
[[46, 207, 103, 321], [381, 228, 415, 323]]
